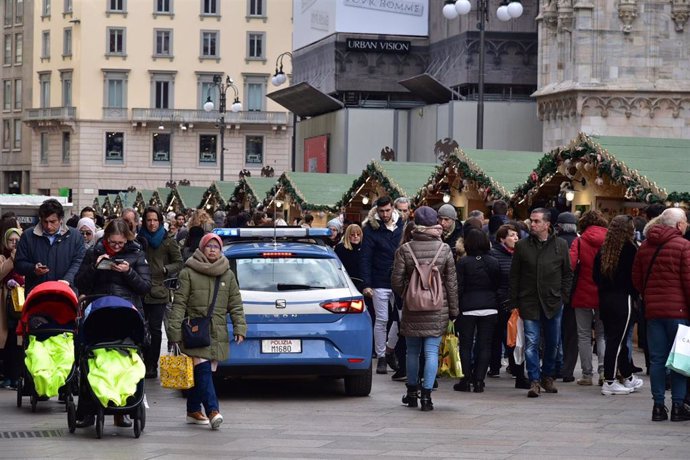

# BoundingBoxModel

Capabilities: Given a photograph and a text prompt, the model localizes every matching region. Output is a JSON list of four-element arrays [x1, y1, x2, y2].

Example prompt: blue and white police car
[[214, 227, 373, 396]]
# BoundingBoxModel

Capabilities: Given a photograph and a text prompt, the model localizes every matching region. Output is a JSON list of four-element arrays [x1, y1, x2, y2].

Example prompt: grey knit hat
[[437, 204, 457, 221]]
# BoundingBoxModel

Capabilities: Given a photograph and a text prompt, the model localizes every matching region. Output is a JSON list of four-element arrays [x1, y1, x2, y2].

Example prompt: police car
[[215, 227, 373, 396]]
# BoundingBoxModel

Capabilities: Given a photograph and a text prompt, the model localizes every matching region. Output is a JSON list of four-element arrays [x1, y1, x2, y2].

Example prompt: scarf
[[503, 244, 515, 254], [185, 249, 229, 277], [102, 239, 119, 257], [442, 221, 456, 240], [139, 226, 166, 249], [412, 224, 443, 240]]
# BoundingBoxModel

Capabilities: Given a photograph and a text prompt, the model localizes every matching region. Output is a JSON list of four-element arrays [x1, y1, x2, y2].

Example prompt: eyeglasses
[[80, 230, 93, 236], [204, 244, 221, 251], [107, 240, 126, 247]]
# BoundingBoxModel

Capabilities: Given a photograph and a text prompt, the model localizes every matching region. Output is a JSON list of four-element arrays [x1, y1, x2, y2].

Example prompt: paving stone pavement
[[1, 354, 689, 459]]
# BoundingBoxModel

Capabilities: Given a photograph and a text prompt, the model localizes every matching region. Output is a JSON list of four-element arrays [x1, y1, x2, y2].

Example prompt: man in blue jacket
[[360, 196, 404, 374], [15, 199, 85, 294]]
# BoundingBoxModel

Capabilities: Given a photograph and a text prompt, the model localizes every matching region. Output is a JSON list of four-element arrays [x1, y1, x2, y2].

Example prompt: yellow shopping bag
[[438, 321, 463, 378], [160, 346, 194, 390], [11, 286, 25, 312]]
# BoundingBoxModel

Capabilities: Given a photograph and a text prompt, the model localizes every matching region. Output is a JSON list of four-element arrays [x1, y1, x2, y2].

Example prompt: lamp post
[[203, 74, 242, 181], [271, 52, 296, 171], [443, 0, 523, 149]]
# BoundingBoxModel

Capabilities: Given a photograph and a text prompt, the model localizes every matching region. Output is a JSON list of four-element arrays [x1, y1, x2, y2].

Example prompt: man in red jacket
[[632, 208, 690, 422]]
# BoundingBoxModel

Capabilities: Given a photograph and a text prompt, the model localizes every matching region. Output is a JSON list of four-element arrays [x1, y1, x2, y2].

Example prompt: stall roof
[[176, 186, 206, 210], [244, 177, 278, 202], [462, 149, 546, 195], [267, 82, 344, 118], [280, 172, 358, 209], [157, 187, 172, 204], [215, 181, 237, 203], [118, 192, 137, 209], [375, 162, 439, 198], [591, 135, 690, 195]]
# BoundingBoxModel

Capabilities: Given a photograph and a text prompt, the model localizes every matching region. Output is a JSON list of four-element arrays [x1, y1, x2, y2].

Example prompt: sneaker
[[601, 381, 633, 396], [385, 352, 399, 372], [208, 410, 223, 430], [576, 376, 593, 386], [540, 377, 558, 394], [376, 357, 388, 375], [527, 381, 540, 398], [622, 375, 643, 392], [391, 370, 406, 382], [186, 411, 209, 425]]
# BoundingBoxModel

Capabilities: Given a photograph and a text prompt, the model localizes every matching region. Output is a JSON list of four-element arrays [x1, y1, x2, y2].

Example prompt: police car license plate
[[261, 339, 301, 353]]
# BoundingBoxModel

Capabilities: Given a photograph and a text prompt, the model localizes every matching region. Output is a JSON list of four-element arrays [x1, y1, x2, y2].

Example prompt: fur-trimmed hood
[[362, 207, 400, 231]]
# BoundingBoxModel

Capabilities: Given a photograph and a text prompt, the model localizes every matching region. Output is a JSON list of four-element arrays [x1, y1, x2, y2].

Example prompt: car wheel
[[344, 362, 372, 397]]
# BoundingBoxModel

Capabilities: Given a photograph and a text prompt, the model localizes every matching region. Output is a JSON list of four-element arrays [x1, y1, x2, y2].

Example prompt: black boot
[[420, 388, 433, 412], [670, 402, 690, 422], [473, 380, 485, 393], [652, 404, 668, 422], [453, 378, 472, 392], [401, 384, 418, 408]]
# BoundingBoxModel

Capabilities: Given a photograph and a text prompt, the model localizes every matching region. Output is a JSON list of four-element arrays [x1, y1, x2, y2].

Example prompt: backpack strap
[[405, 242, 444, 267], [642, 242, 666, 297]]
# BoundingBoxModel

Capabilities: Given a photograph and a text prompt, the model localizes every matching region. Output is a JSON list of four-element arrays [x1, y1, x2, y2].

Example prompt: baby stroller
[[76, 296, 147, 439], [15, 281, 79, 422]]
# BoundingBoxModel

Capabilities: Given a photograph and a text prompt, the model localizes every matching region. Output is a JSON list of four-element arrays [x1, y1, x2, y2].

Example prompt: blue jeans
[[187, 361, 219, 414], [406, 336, 442, 390], [647, 318, 689, 405], [523, 307, 563, 382]]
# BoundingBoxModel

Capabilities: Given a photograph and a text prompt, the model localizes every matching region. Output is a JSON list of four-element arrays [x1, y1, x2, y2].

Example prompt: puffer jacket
[[166, 249, 247, 361], [360, 208, 403, 290], [569, 225, 607, 308], [144, 234, 183, 304], [510, 230, 572, 321], [489, 244, 513, 305], [632, 225, 690, 320], [75, 239, 151, 311], [457, 253, 501, 312], [391, 226, 459, 337]]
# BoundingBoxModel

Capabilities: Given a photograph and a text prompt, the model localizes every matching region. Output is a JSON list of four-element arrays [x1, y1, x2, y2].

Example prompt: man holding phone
[[15, 199, 85, 294]]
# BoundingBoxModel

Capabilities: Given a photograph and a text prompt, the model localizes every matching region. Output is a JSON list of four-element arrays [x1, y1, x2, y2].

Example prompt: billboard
[[304, 135, 329, 173], [294, 0, 429, 50]]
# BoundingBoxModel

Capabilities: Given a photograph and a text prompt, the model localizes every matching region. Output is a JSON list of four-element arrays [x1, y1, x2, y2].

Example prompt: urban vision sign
[[345, 38, 411, 54]]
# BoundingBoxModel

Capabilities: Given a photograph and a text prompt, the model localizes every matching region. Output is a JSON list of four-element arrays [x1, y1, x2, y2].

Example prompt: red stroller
[[15, 281, 79, 426]]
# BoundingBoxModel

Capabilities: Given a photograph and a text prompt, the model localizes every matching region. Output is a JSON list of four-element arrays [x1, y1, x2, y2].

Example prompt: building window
[[3, 80, 10, 111], [13, 78, 21, 110], [150, 72, 175, 109], [105, 131, 124, 162], [201, 0, 218, 15], [63, 28, 72, 56], [247, 32, 265, 59], [62, 132, 70, 163], [152, 132, 170, 162], [41, 31, 50, 59], [64, 0, 72, 14], [199, 134, 217, 163], [245, 136, 263, 165], [39, 73, 51, 108], [107, 27, 126, 55], [108, 0, 125, 13], [200, 31, 218, 58], [246, 81, 265, 112], [155, 0, 172, 14], [39, 132, 48, 162], [14, 33, 21, 64], [3, 35, 10, 66], [154, 29, 172, 57], [42, 0, 51, 17], [2, 120, 10, 150], [13, 118, 21, 149], [15, 0, 23, 24], [248, 0, 265, 17], [104, 71, 128, 108], [61, 71, 72, 107], [4, 0, 11, 26]]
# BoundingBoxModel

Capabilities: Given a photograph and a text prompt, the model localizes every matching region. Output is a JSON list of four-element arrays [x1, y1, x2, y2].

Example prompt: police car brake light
[[261, 252, 293, 258], [320, 298, 364, 314]]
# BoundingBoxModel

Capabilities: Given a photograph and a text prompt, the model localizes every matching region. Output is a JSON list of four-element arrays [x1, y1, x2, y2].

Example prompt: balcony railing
[[131, 108, 289, 125], [24, 107, 76, 122]]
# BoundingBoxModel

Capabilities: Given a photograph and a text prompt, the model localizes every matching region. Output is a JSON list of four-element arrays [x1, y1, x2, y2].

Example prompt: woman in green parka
[[166, 233, 246, 430]]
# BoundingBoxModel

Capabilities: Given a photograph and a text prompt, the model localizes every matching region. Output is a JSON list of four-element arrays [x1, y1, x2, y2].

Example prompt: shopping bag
[[437, 322, 463, 378], [506, 308, 519, 348], [160, 346, 194, 390], [513, 316, 525, 365], [665, 324, 690, 377], [11, 286, 25, 312]]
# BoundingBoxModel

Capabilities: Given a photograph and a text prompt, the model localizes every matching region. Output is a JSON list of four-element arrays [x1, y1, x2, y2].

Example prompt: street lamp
[[443, 0, 523, 149], [203, 74, 242, 181], [271, 52, 292, 87]]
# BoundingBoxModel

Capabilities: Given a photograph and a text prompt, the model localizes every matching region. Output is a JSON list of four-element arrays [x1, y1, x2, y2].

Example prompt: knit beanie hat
[[327, 218, 343, 233], [414, 206, 437, 227], [199, 233, 222, 251], [437, 204, 457, 221]]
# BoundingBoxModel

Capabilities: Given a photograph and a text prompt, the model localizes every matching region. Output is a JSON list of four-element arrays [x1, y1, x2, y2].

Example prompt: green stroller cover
[[24, 332, 74, 398], [87, 348, 145, 407]]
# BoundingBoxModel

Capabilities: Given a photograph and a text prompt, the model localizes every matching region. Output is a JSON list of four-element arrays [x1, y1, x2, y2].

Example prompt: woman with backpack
[[391, 206, 458, 411]]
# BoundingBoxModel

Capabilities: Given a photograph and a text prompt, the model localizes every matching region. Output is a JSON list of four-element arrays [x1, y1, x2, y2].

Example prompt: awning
[[398, 73, 461, 104], [267, 82, 344, 118]]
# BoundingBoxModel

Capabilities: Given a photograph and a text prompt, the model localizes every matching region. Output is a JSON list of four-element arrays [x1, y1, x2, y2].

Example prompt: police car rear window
[[232, 257, 347, 292]]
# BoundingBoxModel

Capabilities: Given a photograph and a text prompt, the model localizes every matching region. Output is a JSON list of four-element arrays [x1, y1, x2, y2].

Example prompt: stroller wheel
[[30, 393, 37, 413], [133, 417, 141, 439], [16, 378, 23, 408], [138, 404, 146, 432], [95, 410, 104, 439], [67, 398, 76, 434]]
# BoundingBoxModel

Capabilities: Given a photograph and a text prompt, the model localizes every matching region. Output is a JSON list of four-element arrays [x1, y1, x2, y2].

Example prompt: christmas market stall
[[231, 176, 278, 212], [337, 161, 438, 223], [265, 172, 358, 227], [511, 133, 689, 220], [415, 149, 544, 220], [133, 189, 163, 215], [199, 181, 238, 214]]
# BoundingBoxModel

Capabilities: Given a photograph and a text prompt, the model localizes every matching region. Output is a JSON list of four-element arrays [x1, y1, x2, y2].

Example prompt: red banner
[[304, 135, 329, 173]]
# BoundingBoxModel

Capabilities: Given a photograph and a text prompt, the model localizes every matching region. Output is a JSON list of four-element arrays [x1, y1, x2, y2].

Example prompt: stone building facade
[[535, 0, 690, 150]]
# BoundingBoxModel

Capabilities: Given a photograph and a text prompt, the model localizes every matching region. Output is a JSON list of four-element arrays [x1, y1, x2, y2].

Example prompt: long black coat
[[456, 253, 501, 312], [75, 239, 151, 310]]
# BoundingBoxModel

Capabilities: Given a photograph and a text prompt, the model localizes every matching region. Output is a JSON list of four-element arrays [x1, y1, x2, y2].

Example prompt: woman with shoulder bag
[[1, 226, 25, 389], [391, 206, 458, 412], [166, 233, 246, 430]]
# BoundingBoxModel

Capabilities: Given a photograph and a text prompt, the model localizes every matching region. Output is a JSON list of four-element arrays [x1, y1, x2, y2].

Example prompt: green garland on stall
[[424, 154, 511, 201], [667, 192, 690, 203], [336, 161, 406, 208]]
